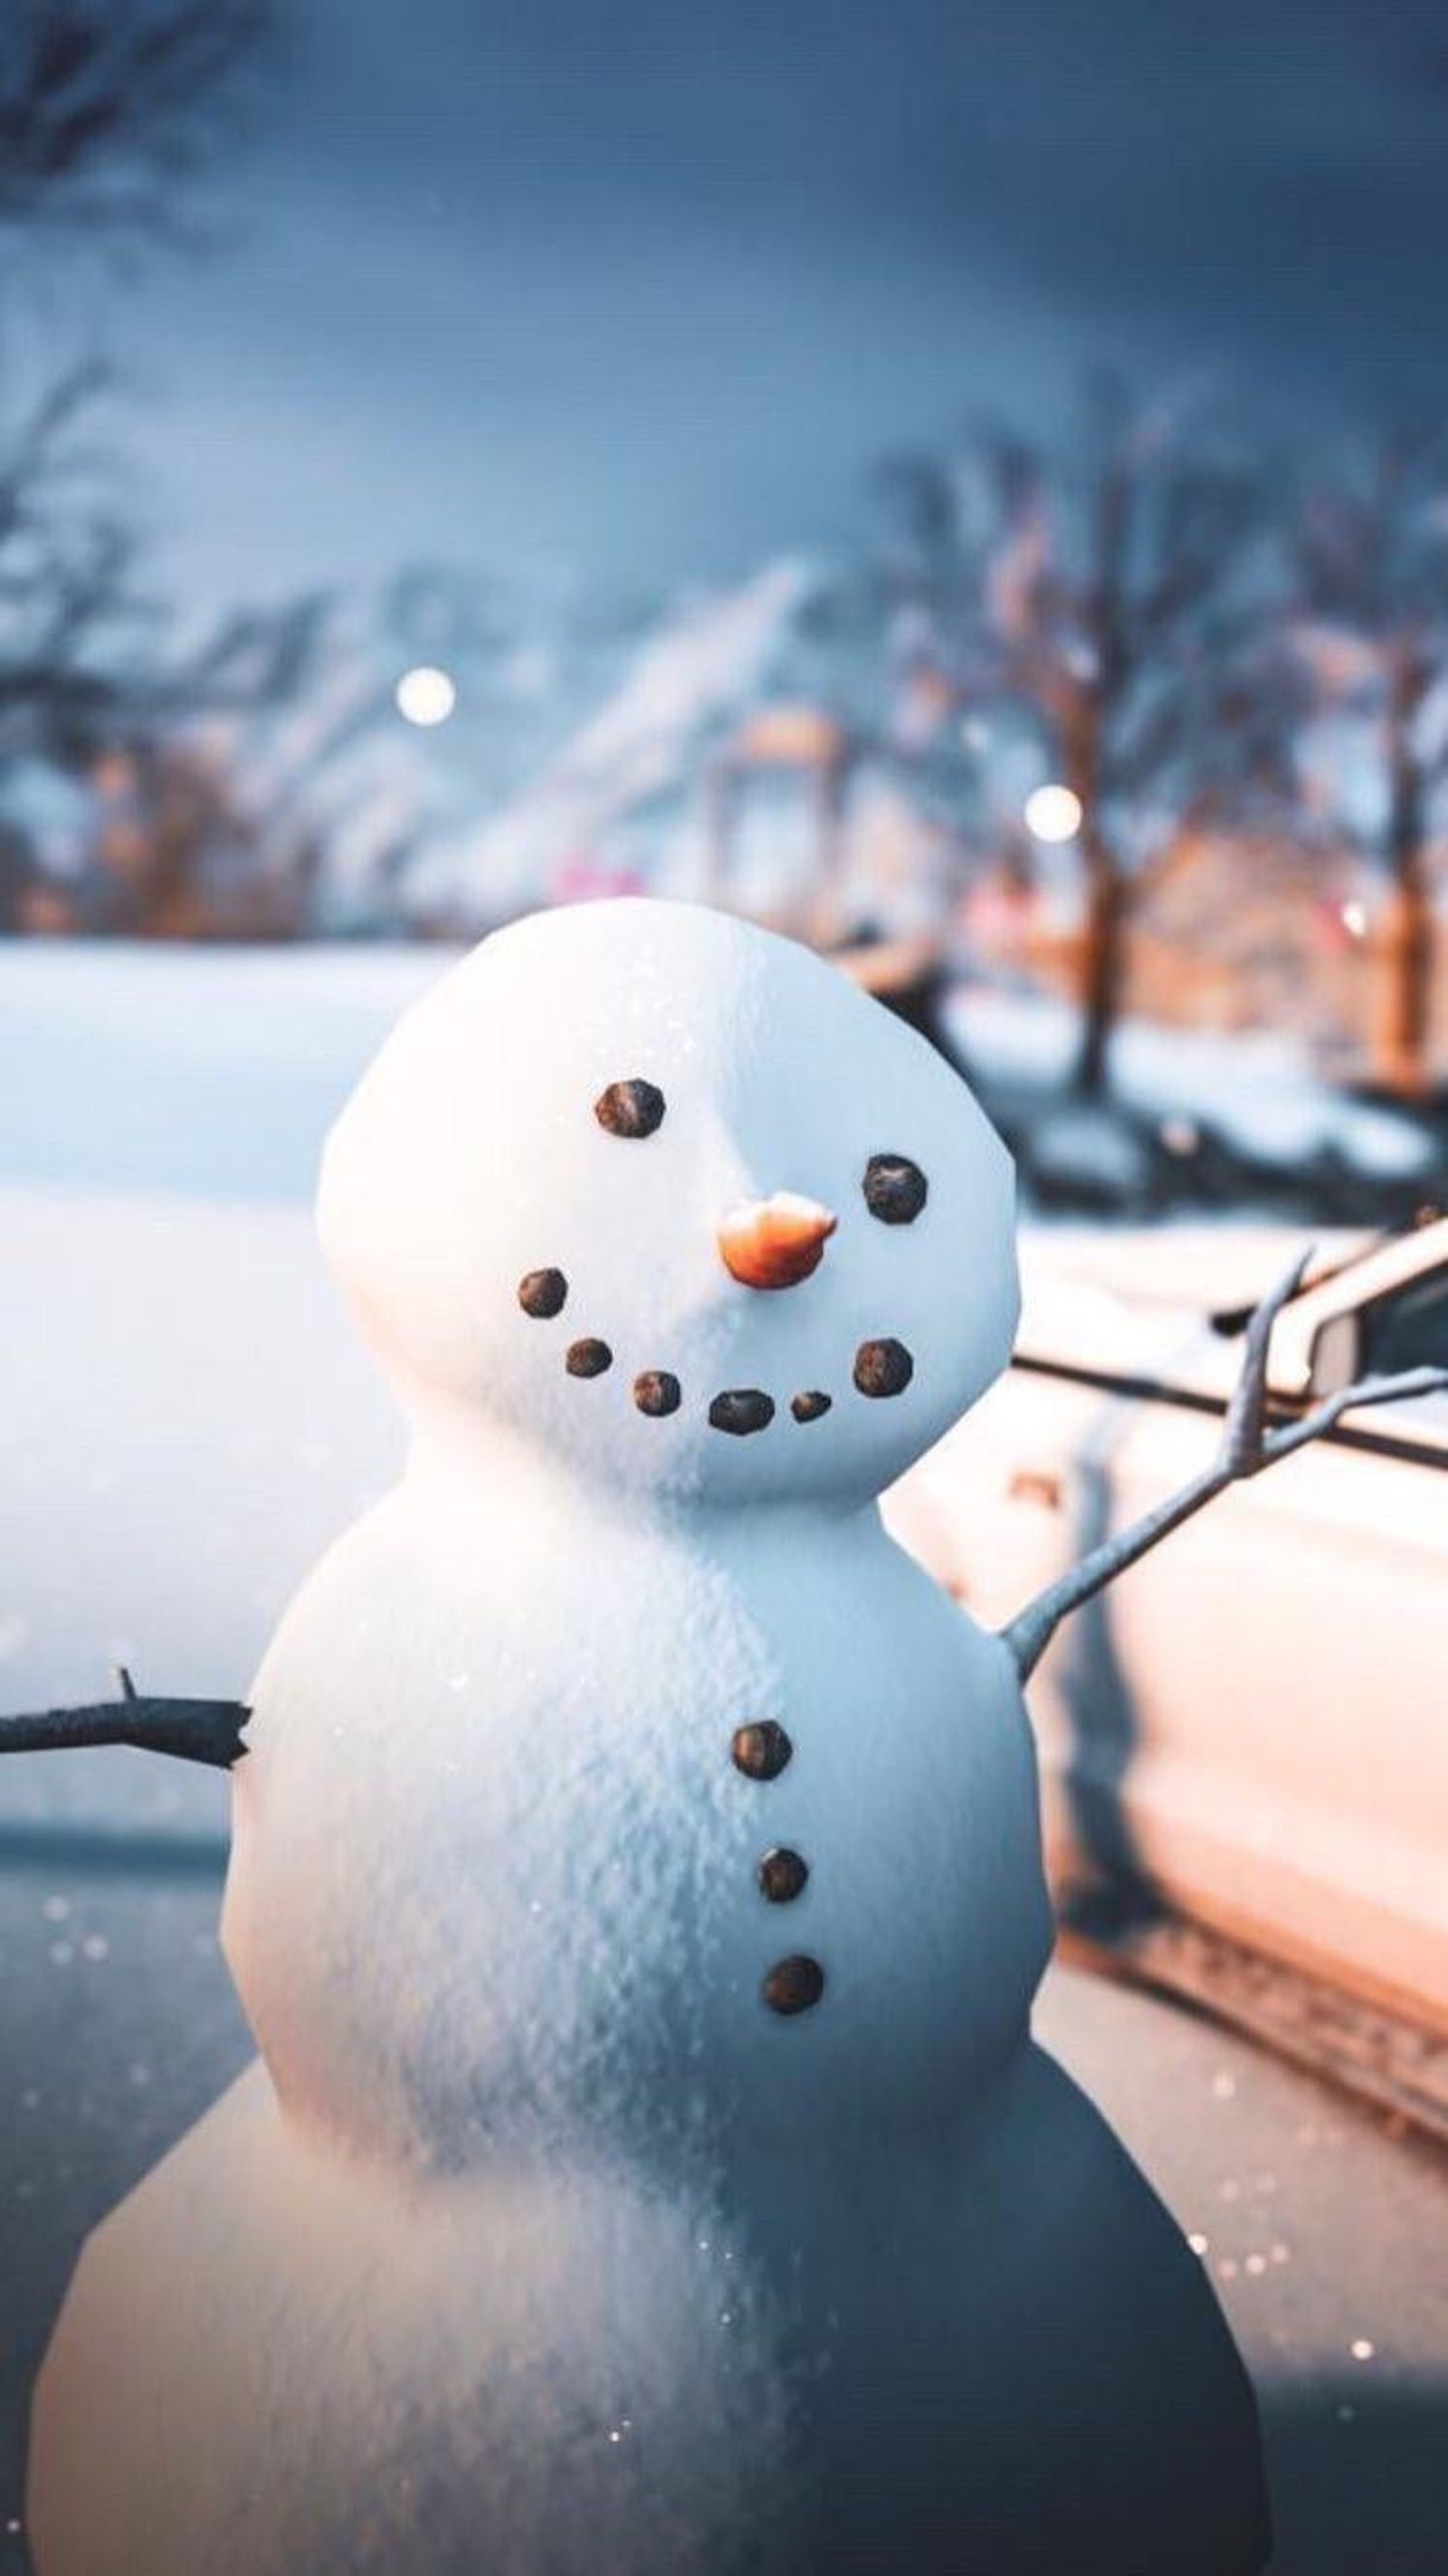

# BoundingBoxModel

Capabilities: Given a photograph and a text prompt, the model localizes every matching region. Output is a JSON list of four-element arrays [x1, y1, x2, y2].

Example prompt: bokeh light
[[1024, 783, 1083, 844], [395, 665, 457, 728]]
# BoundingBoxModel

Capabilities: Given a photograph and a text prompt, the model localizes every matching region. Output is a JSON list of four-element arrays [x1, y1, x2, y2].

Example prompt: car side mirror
[[1309, 1309, 1361, 1399]]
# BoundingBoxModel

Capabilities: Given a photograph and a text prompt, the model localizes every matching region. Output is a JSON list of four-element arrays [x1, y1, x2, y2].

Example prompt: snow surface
[[948, 985, 1436, 1180], [0, 940, 448, 1199]]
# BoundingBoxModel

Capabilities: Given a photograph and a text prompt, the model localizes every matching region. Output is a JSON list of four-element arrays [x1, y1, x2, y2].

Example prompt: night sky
[[68, 0, 1448, 612]]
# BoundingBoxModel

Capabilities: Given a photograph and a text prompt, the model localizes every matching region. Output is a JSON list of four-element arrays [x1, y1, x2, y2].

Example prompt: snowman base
[[30, 2045, 1269, 2576]]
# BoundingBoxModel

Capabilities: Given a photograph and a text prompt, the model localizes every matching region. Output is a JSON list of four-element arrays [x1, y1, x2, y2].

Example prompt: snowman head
[[318, 899, 1018, 1509]]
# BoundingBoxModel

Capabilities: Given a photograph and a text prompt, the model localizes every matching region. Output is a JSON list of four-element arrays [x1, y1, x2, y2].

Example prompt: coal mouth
[[519, 1270, 912, 1434], [708, 1388, 776, 1436]]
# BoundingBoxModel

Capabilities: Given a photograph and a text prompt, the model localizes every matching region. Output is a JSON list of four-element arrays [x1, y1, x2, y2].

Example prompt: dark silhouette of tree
[[879, 382, 1291, 1094], [0, 2, 333, 934], [0, 1, 272, 248], [0, 365, 142, 754], [1285, 434, 1448, 1102]]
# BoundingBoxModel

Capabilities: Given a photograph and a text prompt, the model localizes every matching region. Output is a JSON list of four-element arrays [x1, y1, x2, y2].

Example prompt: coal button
[[862, 1153, 929, 1225], [853, 1337, 914, 1398], [763, 1954, 824, 2016], [634, 1369, 681, 1417], [595, 1078, 665, 1139], [790, 1390, 832, 1423], [518, 1267, 567, 1318], [566, 1338, 613, 1378], [757, 1846, 809, 1903], [730, 1721, 793, 1781]]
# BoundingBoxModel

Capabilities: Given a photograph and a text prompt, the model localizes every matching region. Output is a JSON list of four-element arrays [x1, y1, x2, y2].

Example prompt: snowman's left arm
[[1000, 1254, 1448, 1685], [0, 1667, 248, 1769]]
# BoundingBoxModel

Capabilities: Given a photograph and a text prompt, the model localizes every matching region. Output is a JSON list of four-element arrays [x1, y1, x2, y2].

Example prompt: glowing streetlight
[[1024, 782, 1082, 844], [395, 664, 458, 728]]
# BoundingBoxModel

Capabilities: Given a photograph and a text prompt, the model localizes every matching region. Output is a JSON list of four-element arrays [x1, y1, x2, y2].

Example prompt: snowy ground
[[0, 940, 1444, 2573], [947, 983, 1439, 1181]]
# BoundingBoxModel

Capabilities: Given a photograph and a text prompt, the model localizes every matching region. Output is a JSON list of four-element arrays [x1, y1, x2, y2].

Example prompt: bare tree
[[0, 349, 330, 931], [880, 383, 1290, 1094], [0, 365, 145, 755], [0, 2, 338, 933], [1286, 434, 1448, 1102], [0, 0, 272, 250]]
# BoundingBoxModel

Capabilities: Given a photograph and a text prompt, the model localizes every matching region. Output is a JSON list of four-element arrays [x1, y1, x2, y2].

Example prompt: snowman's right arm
[[0, 1667, 248, 1770], [999, 1253, 1448, 1685]]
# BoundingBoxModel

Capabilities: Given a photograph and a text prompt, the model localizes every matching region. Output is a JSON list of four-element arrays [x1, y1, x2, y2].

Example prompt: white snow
[[0, 1184, 397, 1838], [948, 984, 1436, 1179], [0, 939, 450, 1198]]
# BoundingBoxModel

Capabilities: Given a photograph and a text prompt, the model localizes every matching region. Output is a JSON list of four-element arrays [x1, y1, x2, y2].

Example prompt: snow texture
[[28, 902, 1270, 2573], [950, 984, 1435, 1180], [0, 939, 446, 1200]]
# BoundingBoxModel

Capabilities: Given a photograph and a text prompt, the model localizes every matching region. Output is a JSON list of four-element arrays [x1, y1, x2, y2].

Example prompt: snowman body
[[30, 901, 1270, 2572], [226, 1464, 1051, 2180]]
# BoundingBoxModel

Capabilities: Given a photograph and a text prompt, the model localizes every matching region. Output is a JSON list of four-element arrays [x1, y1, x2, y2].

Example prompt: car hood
[[1013, 1223, 1377, 1401]]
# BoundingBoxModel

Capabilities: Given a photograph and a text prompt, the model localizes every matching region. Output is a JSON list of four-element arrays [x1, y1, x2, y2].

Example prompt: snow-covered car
[[886, 1216, 1448, 2081]]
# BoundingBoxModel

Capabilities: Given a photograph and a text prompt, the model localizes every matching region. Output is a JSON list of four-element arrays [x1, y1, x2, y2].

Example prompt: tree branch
[[0, 3, 273, 246], [1000, 1257, 1448, 1684], [0, 1666, 249, 1769]]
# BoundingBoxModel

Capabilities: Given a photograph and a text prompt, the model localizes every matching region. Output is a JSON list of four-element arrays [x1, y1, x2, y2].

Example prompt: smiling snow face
[[317, 899, 1019, 1505]]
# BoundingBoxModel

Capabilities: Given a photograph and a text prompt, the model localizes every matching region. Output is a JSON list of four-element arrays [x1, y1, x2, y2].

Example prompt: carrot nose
[[719, 1193, 837, 1292]]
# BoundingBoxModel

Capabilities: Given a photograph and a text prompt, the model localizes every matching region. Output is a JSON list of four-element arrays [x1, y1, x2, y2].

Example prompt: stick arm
[[0, 1667, 249, 1770], [1000, 1253, 1448, 1685]]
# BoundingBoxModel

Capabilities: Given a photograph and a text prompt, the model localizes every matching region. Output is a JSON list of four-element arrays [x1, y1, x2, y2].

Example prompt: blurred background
[[6, 1, 1448, 1216], [1, 5, 1445, 2571]]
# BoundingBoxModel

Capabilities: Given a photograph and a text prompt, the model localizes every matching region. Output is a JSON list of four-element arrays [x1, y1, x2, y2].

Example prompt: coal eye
[[862, 1153, 928, 1225], [595, 1078, 665, 1139]]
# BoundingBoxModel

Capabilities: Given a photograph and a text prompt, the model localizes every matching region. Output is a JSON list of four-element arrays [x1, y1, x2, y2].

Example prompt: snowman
[[19, 899, 1441, 2574]]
